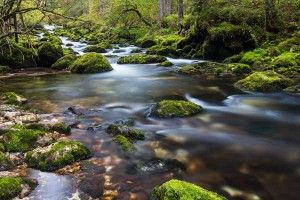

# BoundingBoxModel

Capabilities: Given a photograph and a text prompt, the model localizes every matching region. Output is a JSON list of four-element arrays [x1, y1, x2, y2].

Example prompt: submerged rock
[[0, 177, 37, 200], [25, 140, 91, 171], [152, 100, 203, 118], [151, 179, 226, 200], [113, 135, 135, 152], [78, 175, 105, 198], [159, 61, 173, 67], [51, 122, 71, 135], [117, 54, 167, 64], [70, 53, 113, 74], [234, 71, 293, 92]]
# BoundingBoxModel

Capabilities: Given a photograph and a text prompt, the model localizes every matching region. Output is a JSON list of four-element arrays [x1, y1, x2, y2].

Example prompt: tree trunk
[[178, 0, 183, 30], [158, 0, 165, 26], [165, 0, 172, 16], [264, 0, 279, 32], [14, 14, 19, 43]]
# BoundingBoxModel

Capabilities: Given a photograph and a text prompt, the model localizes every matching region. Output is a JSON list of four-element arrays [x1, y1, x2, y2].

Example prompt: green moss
[[113, 135, 134, 152], [37, 42, 63, 67], [51, 55, 77, 70], [271, 52, 300, 67], [147, 45, 179, 57], [137, 38, 157, 48], [235, 71, 293, 92], [1, 92, 26, 105], [4, 125, 46, 153], [70, 53, 112, 74], [223, 53, 243, 63], [40, 35, 62, 45], [0, 143, 5, 152], [25, 140, 91, 171], [0, 65, 10, 73], [218, 63, 252, 76], [0, 177, 23, 200], [240, 49, 267, 65], [159, 61, 173, 67], [151, 179, 226, 200], [51, 122, 71, 135], [153, 100, 203, 118], [156, 34, 183, 47], [106, 124, 145, 140], [117, 54, 167, 64]]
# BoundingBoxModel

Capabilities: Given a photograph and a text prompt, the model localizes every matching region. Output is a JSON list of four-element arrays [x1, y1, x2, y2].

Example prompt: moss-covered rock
[[178, 62, 224, 75], [25, 140, 91, 171], [138, 38, 157, 48], [151, 179, 226, 200], [159, 61, 173, 67], [40, 35, 62, 45], [147, 45, 179, 57], [51, 122, 71, 135], [0, 151, 13, 171], [0, 41, 37, 68], [216, 63, 252, 77], [271, 52, 300, 67], [51, 55, 77, 70], [83, 45, 107, 53], [117, 54, 167, 64], [37, 42, 63, 67], [70, 53, 112, 74], [153, 100, 203, 118], [0, 65, 11, 73], [203, 22, 256, 60], [240, 49, 267, 65], [113, 135, 134, 152], [235, 71, 293, 92], [1, 92, 27, 105], [106, 124, 145, 140], [0, 177, 23, 200], [4, 125, 46, 153], [0, 177, 37, 199]]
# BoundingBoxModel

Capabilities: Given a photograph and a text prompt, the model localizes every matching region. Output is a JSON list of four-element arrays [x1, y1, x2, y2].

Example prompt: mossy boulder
[[37, 42, 63, 67], [84, 45, 107, 53], [153, 100, 203, 118], [51, 122, 71, 135], [3, 125, 46, 153], [107, 124, 145, 140], [147, 45, 179, 57], [0, 65, 11, 73], [271, 52, 300, 68], [40, 35, 62, 45], [203, 22, 256, 60], [235, 71, 293, 92], [151, 179, 226, 200], [159, 61, 173, 67], [139, 38, 157, 48], [51, 55, 77, 70], [25, 140, 91, 171], [1, 92, 27, 105], [178, 62, 224, 75], [113, 135, 134, 152], [216, 63, 252, 77], [0, 151, 13, 171], [117, 54, 167, 64], [0, 177, 37, 200], [240, 49, 267, 65], [70, 53, 113, 74], [0, 41, 37, 68]]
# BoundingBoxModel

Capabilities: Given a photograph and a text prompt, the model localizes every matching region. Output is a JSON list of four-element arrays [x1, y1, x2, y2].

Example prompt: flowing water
[[1, 27, 300, 200]]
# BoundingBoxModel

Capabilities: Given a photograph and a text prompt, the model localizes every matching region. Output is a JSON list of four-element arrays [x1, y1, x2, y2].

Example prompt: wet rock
[[112, 49, 126, 53], [25, 139, 91, 171], [151, 179, 226, 200], [51, 122, 71, 135], [78, 175, 105, 198], [152, 100, 203, 118], [38, 42, 63, 67], [80, 161, 106, 174], [0, 152, 14, 171], [107, 124, 145, 140]]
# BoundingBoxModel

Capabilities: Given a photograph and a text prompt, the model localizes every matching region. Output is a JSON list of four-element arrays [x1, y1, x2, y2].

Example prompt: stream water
[[1, 26, 300, 200]]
